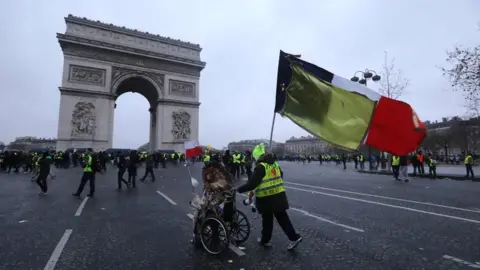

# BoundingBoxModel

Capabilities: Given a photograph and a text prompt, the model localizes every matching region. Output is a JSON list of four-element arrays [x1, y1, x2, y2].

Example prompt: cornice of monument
[[157, 98, 201, 108], [57, 34, 206, 70], [65, 15, 202, 51], [59, 87, 116, 100]]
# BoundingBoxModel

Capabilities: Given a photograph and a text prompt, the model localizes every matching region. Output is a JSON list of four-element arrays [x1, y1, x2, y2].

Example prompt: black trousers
[[36, 173, 48, 193], [141, 167, 155, 181], [76, 172, 95, 195], [7, 164, 19, 173], [261, 210, 299, 243], [245, 165, 252, 180], [466, 164, 475, 178], [429, 166, 437, 178], [117, 168, 128, 188], [392, 165, 399, 179], [128, 168, 137, 187]]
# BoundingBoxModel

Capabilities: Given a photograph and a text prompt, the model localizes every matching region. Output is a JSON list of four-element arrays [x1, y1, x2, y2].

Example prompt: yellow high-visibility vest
[[255, 162, 285, 198]]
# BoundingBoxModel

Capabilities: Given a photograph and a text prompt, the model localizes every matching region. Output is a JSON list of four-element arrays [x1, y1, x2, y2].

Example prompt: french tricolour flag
[[184, 140, 203, 158]]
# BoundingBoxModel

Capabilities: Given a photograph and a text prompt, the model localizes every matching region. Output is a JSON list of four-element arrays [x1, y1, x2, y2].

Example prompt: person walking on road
[[73, 151, 97, 198], [36, 152, 51, 196], [236, 144, 302, 251], [465, 152, 475, 179], [399, 155, 409, 182], [117, 153, 128, 190], [140, 155, 155, 182]]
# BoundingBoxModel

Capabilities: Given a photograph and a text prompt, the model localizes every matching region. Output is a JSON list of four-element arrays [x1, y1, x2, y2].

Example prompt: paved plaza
[[1, 162, 479, 269]]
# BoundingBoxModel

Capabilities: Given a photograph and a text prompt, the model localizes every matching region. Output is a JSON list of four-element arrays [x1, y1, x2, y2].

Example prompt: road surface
[[1, 162, 479, 269]]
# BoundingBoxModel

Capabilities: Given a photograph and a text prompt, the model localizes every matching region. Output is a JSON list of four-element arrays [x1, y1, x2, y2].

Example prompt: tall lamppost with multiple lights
[[350, 69, 381, 170]]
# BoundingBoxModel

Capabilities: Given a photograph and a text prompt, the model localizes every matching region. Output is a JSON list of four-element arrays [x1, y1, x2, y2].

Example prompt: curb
[[357, 170, 479, 182]]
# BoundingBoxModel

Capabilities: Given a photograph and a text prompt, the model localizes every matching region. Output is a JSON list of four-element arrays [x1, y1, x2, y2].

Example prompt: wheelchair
[[190, 190, 251, 255]]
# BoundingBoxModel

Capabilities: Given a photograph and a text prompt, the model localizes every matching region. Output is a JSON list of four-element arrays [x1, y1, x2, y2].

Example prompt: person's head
[[252, 144, 266, 162]]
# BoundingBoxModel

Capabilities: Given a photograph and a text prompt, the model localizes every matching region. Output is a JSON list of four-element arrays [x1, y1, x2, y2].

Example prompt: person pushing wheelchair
[[234, 143, 302, 251]]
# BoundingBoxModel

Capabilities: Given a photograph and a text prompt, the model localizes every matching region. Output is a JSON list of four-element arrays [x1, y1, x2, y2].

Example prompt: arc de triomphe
[[55, 15, 205, 152]]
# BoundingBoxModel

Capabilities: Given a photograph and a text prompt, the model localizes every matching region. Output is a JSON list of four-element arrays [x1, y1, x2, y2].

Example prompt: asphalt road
[[1, 162, 479, 270]]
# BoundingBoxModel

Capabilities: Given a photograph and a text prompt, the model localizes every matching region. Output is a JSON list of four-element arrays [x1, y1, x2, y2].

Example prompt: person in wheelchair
[[201, 154, 234, 224]]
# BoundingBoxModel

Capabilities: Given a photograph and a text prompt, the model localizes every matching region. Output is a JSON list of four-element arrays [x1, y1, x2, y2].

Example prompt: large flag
[[184, 140, 202, 158], [274, 51, 426, 156]]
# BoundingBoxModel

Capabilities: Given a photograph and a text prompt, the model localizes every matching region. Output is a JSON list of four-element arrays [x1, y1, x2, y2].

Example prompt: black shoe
[[87, 193, 94, 197], [72, 193, 80, 197]]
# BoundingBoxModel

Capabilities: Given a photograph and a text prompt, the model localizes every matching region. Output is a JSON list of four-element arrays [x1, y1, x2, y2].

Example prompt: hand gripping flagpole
[[269, 53, 301, 151]]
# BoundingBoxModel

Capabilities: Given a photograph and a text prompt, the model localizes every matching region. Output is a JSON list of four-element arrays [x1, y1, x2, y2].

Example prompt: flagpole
[[268, 112, 277, 151], [269, 53, 301, 151], [185, 162, 196, 194]]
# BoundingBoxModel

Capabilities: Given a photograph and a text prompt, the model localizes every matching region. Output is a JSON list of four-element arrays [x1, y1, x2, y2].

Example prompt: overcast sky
[[0, 0, 479, 148]]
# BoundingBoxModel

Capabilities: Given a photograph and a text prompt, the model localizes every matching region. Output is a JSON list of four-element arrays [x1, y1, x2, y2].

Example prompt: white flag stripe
[[331, 75, 381, 102]]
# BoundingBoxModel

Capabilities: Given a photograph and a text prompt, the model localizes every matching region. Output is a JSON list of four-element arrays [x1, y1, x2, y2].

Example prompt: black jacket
[[38, 157, 51, 175], [399, 156, 408, 166], [237, 154, 289, 214]]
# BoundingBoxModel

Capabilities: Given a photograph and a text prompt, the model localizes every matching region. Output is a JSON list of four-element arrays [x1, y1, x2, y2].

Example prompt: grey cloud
[[0, 0, 479, 148]]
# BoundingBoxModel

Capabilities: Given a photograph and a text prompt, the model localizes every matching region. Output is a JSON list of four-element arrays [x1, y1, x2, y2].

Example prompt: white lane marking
[[285, 181, 480, 214], [186, 213, 246, 256], [228, 244, 246, 256], [156, 191, 177, 205], [442, 255, 480, 268], [285, 185, 480, 225], [74, 197, 89, 217], [290, 207, 365, 232], [44, 229, 73, 270], [18, 220, 28, 223]]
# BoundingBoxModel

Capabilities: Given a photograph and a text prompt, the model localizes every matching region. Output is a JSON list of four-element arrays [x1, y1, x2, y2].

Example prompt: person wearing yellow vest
[[391, 155, 400, 180], [464, 152, 475, 178], [231, 152, 242, 179], [202, 153, 211, 165], [73, 151, 97, 197], [236, 144, 302, 251], [426, 154, 437, 179]]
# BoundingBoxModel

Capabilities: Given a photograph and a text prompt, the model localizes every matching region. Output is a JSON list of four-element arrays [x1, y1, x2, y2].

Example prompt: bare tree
[[441, 45, 480, 98], [464, 97, 480, 118], [441, 26, 480, 117], [378, 51, 410, 99]]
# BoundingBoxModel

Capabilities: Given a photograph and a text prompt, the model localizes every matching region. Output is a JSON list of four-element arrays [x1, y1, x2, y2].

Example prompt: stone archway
[[113, 72, 161, 152], [55, 15, 206, 152]]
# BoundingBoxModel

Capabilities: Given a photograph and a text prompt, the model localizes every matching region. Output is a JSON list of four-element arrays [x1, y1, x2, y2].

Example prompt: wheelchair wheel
[[199, 216, 230, 255], [230, 209, 251, 244]]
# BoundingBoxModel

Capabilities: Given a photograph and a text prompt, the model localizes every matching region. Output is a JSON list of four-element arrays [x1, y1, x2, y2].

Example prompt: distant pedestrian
[[399, 155, 409, 182], [140, 155, 155, 182], [36, 152, 51, 196], [72, 151, 97, 198]]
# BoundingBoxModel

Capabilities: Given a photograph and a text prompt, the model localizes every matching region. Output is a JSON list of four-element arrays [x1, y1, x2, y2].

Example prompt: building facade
[[227, 139, 284, 154], [284, 136, 330, 155], [423, 117, 480, 156], [7, 137, 56, 151]]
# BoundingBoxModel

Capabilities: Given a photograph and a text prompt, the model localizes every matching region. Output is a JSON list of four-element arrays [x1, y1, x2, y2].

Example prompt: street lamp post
[[350, 69, 381, 170]]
